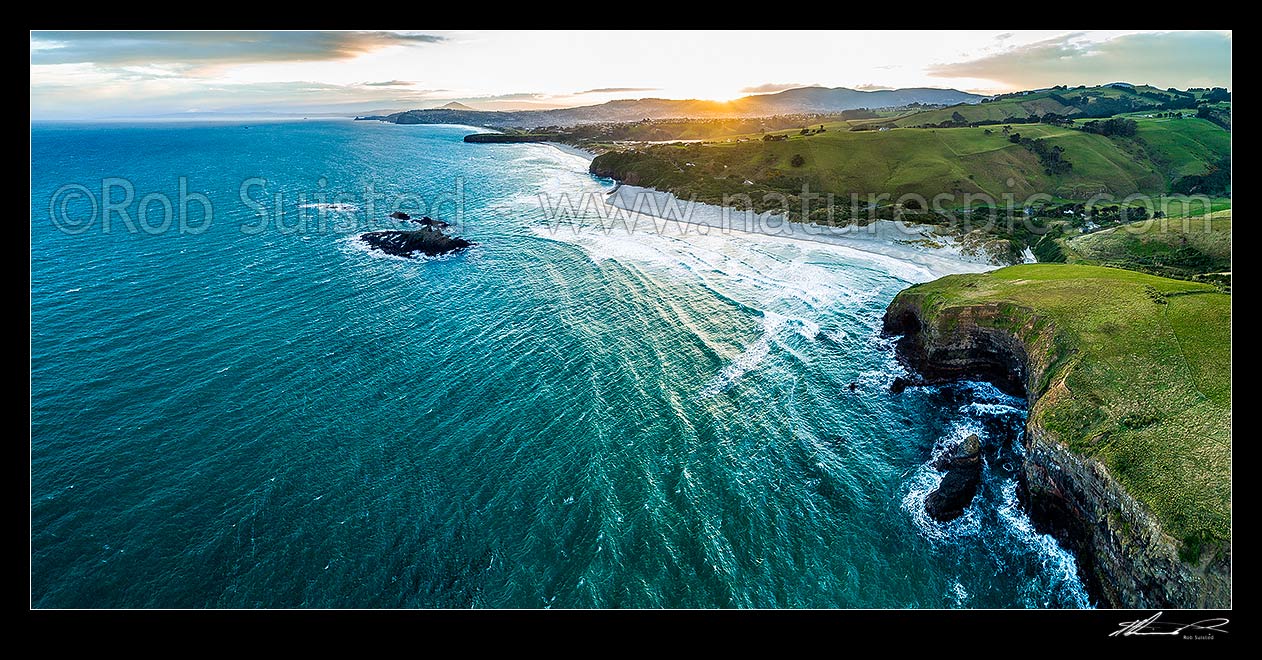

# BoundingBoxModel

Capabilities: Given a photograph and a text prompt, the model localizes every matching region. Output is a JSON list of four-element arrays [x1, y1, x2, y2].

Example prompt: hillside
[[1133, 116, 1232, 179], [586, 116, 1230, 212], [378, 86, 982, 128], [888, 84, 1212, 128], [1061, 209, 1231, 284], [884, 264, 1231, 607]]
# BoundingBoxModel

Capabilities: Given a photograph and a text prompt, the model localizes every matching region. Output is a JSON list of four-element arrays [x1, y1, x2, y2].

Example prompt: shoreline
[[884, 268, 1231, 608], [543, 141, 600, 160], [542, 143, 998, 281]]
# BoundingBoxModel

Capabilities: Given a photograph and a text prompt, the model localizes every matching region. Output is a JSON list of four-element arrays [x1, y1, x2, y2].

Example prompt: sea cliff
[[882, 264, 1230, 608]]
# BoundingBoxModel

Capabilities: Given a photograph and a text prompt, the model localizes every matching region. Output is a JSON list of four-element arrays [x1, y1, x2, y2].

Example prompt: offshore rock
[[926, 433, 983, 521], [359, 226, 472, 258]]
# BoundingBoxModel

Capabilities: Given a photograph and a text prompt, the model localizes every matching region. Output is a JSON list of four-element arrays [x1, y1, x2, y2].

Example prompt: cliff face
[[883, 294, 1230, 608]]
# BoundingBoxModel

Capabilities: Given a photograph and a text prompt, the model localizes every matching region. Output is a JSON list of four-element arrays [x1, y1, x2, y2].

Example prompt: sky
[[30, 30, 1232, 119]]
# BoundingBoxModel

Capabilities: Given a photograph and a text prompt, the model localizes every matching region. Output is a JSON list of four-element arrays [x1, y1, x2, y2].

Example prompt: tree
[[1080, 117, 1138, 138], [1008, 133, 1022, 143], [790, 154, 806, 168], [951, 111, 967, 124]]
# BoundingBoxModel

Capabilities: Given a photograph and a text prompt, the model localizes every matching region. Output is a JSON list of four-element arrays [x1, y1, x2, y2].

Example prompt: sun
[[660, 86, 748, 102], [705, 91, 747, 103]]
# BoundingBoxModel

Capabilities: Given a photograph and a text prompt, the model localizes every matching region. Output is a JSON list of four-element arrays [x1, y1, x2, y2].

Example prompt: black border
[[26, 19, 1235, 640]]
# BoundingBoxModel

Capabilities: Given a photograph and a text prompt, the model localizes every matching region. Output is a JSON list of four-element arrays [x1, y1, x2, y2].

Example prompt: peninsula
[[883, 264, 1230, 608]]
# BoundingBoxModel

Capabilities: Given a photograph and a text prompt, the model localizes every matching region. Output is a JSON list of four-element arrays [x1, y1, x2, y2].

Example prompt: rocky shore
[[882, 291, 1230, 608]]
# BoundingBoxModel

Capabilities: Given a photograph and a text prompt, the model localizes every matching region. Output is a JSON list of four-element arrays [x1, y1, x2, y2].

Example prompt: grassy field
[[553, 115, 871, 143], [896, 264, 1231, 559], [1131, 117, 1232, 179], [1060, 209, 1231, 283], [588, 117, 1229, 210], [888, 84, 1204, 128]]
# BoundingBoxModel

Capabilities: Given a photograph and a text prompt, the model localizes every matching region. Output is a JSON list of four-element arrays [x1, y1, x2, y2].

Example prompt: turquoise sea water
[[30, 120, 1090, 608]]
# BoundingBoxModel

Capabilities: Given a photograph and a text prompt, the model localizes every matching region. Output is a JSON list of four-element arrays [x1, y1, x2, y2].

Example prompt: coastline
[[609, 183, 997, 279], [542, 143, 997, 281], [543, 141, 600, 160], [883, 268, 1232, 608]]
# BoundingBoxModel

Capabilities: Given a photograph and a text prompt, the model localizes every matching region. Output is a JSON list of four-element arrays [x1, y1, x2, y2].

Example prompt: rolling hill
[[586, 116, 1230, 210], [888, 84, 1208, 128], [377, 86, 983, 128], [1061, 209, 1231, 284]]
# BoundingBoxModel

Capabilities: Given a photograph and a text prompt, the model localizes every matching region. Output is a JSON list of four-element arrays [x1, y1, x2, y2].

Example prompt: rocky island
[[359, 224, 472, 258], [882, 263, 1230, 608]]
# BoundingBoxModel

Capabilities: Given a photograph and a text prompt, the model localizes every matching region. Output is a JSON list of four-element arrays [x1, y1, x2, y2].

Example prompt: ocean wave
[[697, 313, 784, 397], [902, 384, 1092, 607], [298, 202, 360, 213], [994, 481, 1094, 608], [902, 418, 988, 543]]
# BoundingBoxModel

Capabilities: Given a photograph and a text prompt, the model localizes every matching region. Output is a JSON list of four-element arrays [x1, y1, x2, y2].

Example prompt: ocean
[[30, 119, 1090, 608]]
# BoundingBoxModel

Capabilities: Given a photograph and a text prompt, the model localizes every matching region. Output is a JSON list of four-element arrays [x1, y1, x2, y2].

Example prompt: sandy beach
[[542, 143, 998, 280], [543, 141, 600, 160]]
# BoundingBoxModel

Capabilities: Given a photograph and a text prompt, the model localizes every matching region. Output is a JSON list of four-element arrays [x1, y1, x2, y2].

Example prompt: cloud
[[29, 31, 444, 66], [854, 83, 893, 91], [574, 87, 659, 95], [928, 31, 1231, 89], [468, 92, 550, 101], [360, 80, 416, 87], [29, 73, 450, 118], [739, 82, 807, 94]]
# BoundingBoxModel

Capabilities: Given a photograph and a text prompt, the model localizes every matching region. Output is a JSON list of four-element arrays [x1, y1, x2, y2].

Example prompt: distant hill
[[889, 84, 1213, 128], [381, 86, 984, 128], [739, 86, 982, 114], [435, 101, 477, 111]]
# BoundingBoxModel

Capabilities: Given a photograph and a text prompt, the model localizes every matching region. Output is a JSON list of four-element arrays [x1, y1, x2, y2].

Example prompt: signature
[[1110, 612, 1229, 638]]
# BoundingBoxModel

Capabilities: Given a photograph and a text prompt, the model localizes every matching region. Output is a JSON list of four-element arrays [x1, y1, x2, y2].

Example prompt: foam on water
[[899, 382, 1092, 607], [32, 121, 1093, 609], [298, 202, 360, 212]]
